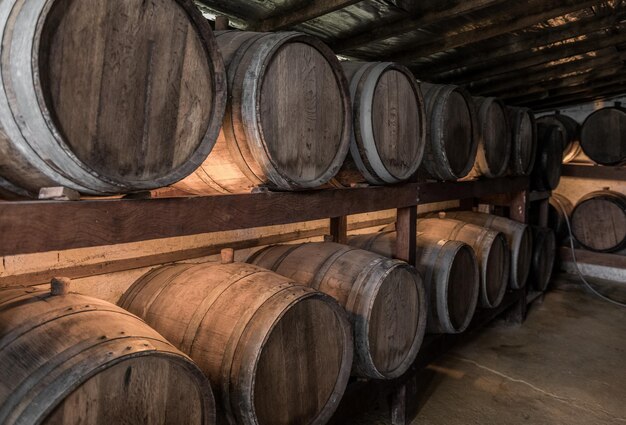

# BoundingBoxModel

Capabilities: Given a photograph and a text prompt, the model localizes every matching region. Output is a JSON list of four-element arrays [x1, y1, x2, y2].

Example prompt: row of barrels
[[0, 212, 554, 425], [0, 0, 536, 199]]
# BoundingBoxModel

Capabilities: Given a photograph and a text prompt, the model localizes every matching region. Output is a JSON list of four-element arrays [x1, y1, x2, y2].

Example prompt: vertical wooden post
[[538, 198, 549, 227], [395, 206, 417, 264], [391, 384, 407, 425], [330, 216, 348, 245], [214, 16, 230, 30], [509, 190, 529, 224]]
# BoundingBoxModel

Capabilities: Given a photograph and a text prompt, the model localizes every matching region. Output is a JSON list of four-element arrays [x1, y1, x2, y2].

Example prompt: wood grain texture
[[528, 226, 556, 292], [536, 113, 582, 163], [118, 262, 353, 425], [508, 107, 537, 176], [532, 123, 565, 191], [470, 97, 511, 178], [248, 242, 427, 379], [0, 0, 226, 196], [571, 190, 626, 252], [0, 286, 215, 425], [580, 106, 626, 166]]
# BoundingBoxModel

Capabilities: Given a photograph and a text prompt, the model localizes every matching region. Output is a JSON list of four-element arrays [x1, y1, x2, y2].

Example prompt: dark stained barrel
[[508, 107, 537, 176], [548, 193, 574, 242], [332, 62, 426, 186], [247, 242, 427, 379], [119, 261, 353, 425], [571, 190, 626, 253], [175, 31, 352, 194], [470, 97, 512, 178], [0, 0, 227, 197], [580, 105, 626, 165], [529, 227, 556, 292], [532, 124, 564, 191], [419, 83, 479, 181], [537, 112, 582, 163], [348, 231, 480, 334], [0, 283, 216, 425]]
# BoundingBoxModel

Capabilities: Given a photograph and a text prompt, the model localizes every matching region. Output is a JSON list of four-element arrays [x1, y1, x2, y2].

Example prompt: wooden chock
[[438, 211, 447, 219], [221, 248, 235, 264], [51, 277, 71, 296]]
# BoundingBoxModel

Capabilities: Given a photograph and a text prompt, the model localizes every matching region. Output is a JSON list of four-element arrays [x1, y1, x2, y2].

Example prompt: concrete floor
[[347, 278, 626, 425]]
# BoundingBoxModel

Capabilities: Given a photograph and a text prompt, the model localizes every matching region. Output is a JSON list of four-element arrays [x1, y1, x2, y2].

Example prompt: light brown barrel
[[571, 190, 626, 253], [118, 262, 353, 425], [349, 232, 480, 334], [580, 105, 626, 165], [331, 62, 426, 186], [529, 226, 556, 292], [508, 107, 537, 176], [532, 123, 564, 191], [438, 211, 532, 290], [470, 97, 512, 178], [0, 284, 215, 425], [247, 242, 427, 379], [537, 112, 583, 163], [417, 217, 510, 309], [0, 0, 226, 198], [175, 31, 352, 195], [419, 83, 479, 181], [548, 193, 574, 241]]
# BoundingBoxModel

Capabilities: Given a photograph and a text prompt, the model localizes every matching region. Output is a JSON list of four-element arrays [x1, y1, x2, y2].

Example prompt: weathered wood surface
[[580, 105, 626, 166], [0, 0, 226, 197], [562, 164, 626, 181], [0, 285, 215, 425], [532, 124, 565, 191], [119, 262, 353, 425], [248, 242, 427, 379], [571, 190, 626, 253], [175, 31, 351, 194], [536, 113, 582, 163], [469, 97, 511, 178], [529, 226, 556, 292], [349, 231, 480, 334], [508, 107, 537, 176], [333, 62, 425, 186]]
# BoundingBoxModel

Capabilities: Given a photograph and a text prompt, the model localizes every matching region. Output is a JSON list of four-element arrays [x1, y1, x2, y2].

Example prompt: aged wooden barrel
[[470, 97, 512, 178], [417, 216, 510, 309], [0, 283, 215, 425], [508, 107, 537, 176], [247, 242, 427, 379], [175, 31, 352, 195], [580, 105, 626, 165], [537, 113, 582, 163], [419, 83, 478, 181], [0, 0, 227, 198], [119, 262, 353, 425], [529, 227, 556, 292], [331, 62, 426, 186], [571, 190, 626, 253], [548, 193, 574, 241], [438, 211, 532, 290], [532, 123, 564, 191], [349, 232, 480, 334]]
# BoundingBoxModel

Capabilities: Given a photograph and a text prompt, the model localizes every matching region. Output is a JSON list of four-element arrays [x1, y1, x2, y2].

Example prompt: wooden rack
[[562, 163, 626, 181]]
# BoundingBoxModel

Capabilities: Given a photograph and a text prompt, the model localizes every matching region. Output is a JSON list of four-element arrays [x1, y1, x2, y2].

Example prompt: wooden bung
[[0, 286, 215, 425], [247, 242, 427, 379]]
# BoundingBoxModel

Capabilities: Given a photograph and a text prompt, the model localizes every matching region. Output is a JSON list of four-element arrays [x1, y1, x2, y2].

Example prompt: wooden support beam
[[252, 0, 362, 32], [527, 85, 626, 110], [514, 74, 626, 105], [330, 216, 348, 245], [390, 0, 601, 62], [390, 384, 407, 425], [562, 164, 626, 181], [509, 190, 530, 224], [395, 206, 417, 264]]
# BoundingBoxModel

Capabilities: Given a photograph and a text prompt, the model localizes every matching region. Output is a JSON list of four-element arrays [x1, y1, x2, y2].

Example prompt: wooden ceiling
[[195, 0, 626, 111]]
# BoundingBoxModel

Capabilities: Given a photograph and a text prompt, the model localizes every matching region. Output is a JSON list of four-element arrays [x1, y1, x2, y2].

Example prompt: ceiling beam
[[252, 0, 363, 32], [390, 0, 603, 62], [528, 84, 626, 110], [512, 74, 626, 105]]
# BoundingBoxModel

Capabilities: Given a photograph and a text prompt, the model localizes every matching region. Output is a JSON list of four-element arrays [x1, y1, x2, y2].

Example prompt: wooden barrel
[[348, 232, 480, 334], [532, 123, 564, 191], [0, 283, 215, 425], [548, 193, 574, 241], [571, 190, 626, 253], [529, 227, 556, 292], [174, 31, 352, 195], [419, 83, 478, 181], [119, 262, 353, 425], [438, 211, 532, 290], [416, 217, 510, 309], [331, 62, 426, 186], [537, 113, 582, 163], [508, 107, 537, 176], [470, 97, 512, 178], [0, 0, 227, 197], [580, 105, 626, 165], [247, 242, 427, 379]]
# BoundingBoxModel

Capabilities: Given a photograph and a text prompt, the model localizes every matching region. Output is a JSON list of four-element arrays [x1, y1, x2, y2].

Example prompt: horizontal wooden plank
[[253, 0, 361, 32], [560, 248, 626, 269], [562, 164, 626, 181], [419, 176, 529, 204]]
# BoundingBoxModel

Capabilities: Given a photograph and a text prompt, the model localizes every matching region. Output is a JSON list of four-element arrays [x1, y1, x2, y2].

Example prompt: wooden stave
[[332, 61, 426, 186], [0, 286, 215, 425], [247, 242, 427, 380], [118, 262, 353, 425], [580, 106, 626, 166], [0, 0, 227, 197], [536, 113, 582, 163], [529, 226, 556, 292], [532, 124, 564, 191], [507, 106, 537, 176], [175, 31, 352, 195], [420, 83, 479, 181], [417, 217, 510, 309], [348, 231, 480, 335], [570, 190, 626, 253], [471, 97, 512, 178]]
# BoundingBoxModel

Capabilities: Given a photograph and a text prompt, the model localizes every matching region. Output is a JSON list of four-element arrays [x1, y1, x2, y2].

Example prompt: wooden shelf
[[559, 247, 626, 269], [562, 164, 626, 181]]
